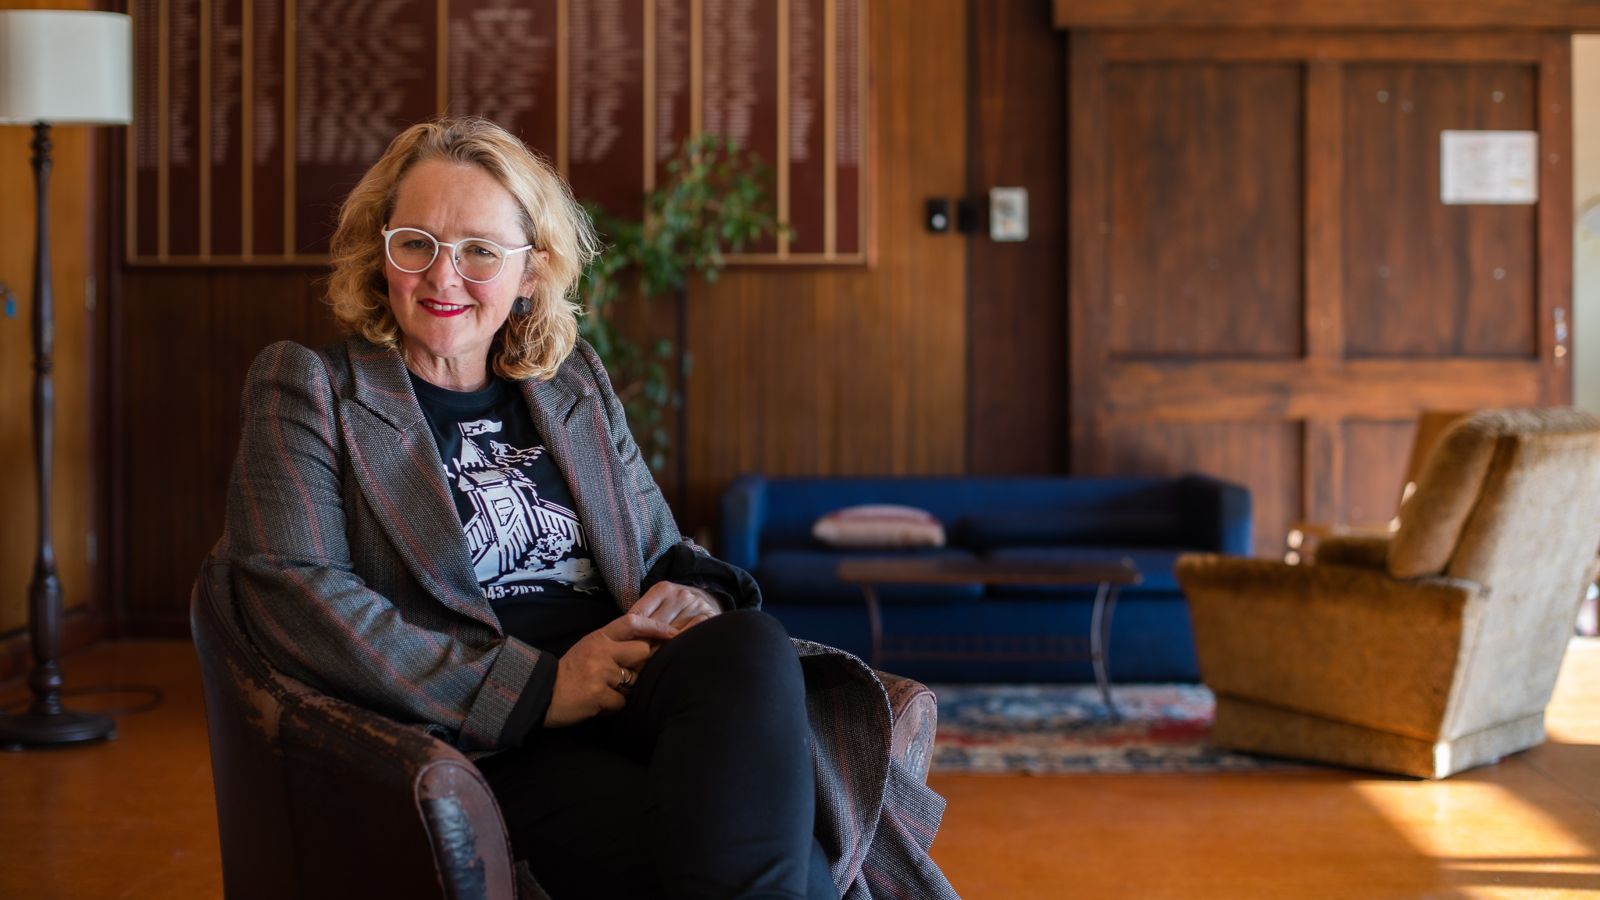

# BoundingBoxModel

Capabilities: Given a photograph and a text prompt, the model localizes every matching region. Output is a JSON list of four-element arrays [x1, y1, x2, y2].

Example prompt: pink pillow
[[812, 505, 946, 548]]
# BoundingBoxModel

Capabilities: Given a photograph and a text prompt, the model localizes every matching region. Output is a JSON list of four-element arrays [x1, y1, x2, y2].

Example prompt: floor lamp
[[0, 11, 131, 749]]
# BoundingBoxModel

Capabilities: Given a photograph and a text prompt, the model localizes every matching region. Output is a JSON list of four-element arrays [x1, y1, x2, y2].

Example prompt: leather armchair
[[1179, 408, 1600, 778], [191, 559, 939, 899]]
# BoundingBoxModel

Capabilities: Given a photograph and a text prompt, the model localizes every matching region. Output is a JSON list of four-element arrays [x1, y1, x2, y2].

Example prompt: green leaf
[[570, 131, 786, 476]]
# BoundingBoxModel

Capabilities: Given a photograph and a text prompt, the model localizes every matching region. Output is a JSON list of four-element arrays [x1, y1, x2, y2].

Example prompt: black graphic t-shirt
[[410, 372, 617, 657]]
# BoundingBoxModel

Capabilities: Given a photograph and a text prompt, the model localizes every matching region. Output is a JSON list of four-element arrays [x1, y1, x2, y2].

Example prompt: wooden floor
[[1, 639, 1596, 899]]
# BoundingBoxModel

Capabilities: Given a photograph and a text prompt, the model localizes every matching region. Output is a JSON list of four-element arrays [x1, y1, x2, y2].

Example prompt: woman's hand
[[545, 614, 679, 727], [631, 581, 722, 632]]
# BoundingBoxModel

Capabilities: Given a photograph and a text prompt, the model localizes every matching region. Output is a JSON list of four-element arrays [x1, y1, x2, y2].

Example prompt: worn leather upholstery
[[193, 558, 940, 899], [192, 558, 521, 899]]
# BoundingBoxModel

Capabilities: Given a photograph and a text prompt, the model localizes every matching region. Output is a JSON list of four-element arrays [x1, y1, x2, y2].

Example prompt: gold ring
[[616, 669, 634, 691]]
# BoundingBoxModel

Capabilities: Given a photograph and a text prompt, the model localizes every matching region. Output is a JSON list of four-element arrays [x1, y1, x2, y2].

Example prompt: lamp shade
[[0, 11, 131, 125]]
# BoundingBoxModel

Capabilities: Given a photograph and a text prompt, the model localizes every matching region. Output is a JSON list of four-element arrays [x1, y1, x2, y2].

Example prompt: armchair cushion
[[1388, 416, 1497, 578]]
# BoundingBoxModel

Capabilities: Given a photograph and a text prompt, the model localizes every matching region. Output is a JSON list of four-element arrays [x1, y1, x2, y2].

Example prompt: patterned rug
[[929, 683, 1301, 775]]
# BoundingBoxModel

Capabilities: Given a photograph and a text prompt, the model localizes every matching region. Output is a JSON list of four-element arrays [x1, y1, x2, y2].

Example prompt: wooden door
[[1069, 31, 1573, 557]]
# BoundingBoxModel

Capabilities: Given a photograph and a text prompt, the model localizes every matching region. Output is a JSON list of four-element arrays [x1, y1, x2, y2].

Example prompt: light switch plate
[[989, 187, 1028, 241]]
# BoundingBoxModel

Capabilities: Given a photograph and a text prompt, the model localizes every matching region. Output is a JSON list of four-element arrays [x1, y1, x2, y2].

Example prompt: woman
[[214, 117, 954, 899]]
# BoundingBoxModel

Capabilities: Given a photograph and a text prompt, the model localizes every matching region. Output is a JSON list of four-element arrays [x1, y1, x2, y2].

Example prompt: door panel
[[1107, 63, 1304, 360], [1343, 64, 1538, 358], [1070, 31, 1572, 558]]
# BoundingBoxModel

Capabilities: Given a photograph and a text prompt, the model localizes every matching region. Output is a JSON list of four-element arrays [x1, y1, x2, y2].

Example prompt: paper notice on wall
[[1440, 130, 1539, 205]]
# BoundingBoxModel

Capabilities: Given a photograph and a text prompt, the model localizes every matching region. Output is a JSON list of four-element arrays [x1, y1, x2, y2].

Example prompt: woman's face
[[384, 159, 536, 378]]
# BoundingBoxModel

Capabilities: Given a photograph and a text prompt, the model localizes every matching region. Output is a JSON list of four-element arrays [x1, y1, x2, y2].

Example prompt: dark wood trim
[[119, 611, 195, 639], [963, 0, 978, 471], [1304, 61, 1343, 365], [1302, 63, 1344, 525], [964, 0, 1068, 475], [1101, 360, 1545, 420], [1094, 30, 1545, 62], [1067, 31, 1107, 472], [1053, 0, 1600, 30], [1303, 420, 1342, 524], [1539, 33, 1575, 405], [97, 104, 126, 639], [105, 0, 130, 637], [0, 611, 110, 686]]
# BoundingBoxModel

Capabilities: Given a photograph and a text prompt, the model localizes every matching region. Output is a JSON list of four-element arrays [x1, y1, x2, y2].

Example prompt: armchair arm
[[878, 672, 938, 782], [276, 689, 522, 900], [719, 474, 768, 572], [1176, 553, 1484, 739]]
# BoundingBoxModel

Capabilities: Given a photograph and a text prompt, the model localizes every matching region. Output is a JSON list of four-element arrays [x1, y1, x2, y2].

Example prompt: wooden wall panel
[[966, 0, 1067, 475], [1340, 419, 1414, 526], [0, 0, 99, 640], [1107, 63, 1304, 360], [1101, 420, 1301, 559], [119, 268, 329, 626], [682, 0, 967, 530], [1342, 64, 1537, 359], [122, 273, 216, 624]]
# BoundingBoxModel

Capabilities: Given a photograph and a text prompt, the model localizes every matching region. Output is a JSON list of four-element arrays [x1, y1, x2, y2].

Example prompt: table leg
[[1089, 581, 1122, 720], [863, 585, 884, 668]]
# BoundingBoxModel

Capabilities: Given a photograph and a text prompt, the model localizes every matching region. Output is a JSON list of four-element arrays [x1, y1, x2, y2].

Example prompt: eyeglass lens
[[387, 229, 508, 282]]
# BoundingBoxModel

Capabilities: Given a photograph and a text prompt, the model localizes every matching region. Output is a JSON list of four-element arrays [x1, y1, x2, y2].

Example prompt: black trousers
[[479, 610, 836, 900]]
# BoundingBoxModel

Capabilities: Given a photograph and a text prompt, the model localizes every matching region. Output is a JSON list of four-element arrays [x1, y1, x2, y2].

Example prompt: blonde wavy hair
[[326, 117, 598, 381]]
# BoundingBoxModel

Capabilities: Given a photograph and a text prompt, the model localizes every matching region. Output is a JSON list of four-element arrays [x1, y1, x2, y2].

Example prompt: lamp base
[[0, 709, 116, 751]]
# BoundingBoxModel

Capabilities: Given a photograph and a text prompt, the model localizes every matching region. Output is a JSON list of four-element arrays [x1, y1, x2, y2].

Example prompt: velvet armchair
[[1178, 408, 1600, 778]]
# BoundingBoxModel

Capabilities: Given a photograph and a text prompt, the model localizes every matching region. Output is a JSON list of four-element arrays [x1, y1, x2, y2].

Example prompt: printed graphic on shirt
[[449, 418, 600, 598]]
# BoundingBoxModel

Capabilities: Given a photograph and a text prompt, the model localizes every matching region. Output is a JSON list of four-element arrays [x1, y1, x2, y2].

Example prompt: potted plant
[[578, 134, 787, 481]]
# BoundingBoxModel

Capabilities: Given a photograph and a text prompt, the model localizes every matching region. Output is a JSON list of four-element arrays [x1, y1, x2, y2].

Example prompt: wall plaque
[[127, 0, 872, 266]]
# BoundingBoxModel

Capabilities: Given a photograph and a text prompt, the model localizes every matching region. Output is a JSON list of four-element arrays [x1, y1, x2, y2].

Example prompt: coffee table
[[835, 558, 1142, 718]]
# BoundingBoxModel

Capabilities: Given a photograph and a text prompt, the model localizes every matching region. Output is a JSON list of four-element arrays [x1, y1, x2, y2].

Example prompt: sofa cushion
[[812, 504, 946, 548], [978, 546, 1184, 595], [955, 509, 1182, 549], [756, 548, 984, 606]]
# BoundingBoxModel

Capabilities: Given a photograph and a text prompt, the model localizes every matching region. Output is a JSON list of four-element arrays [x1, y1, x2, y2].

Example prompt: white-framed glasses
[[381, 226, 533, 284]]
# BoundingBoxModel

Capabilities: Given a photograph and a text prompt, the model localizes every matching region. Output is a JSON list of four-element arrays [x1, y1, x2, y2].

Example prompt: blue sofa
[[720, 474, 1251, 683]]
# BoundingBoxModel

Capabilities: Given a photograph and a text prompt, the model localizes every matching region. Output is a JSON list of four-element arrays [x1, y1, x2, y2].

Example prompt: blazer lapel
[[519, 373, 644, 608], [341, 342, 500, 631]]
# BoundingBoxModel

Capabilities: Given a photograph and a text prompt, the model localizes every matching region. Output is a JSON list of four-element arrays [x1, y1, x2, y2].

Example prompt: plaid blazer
[[214, 336, 955, 899]]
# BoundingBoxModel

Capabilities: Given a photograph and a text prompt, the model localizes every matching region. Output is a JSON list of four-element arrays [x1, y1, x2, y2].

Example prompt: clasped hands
[[544, 581, 721, 727]]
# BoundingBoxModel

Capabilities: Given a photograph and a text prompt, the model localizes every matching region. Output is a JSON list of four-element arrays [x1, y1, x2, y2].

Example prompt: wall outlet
[[990, 187, 1028, 242]]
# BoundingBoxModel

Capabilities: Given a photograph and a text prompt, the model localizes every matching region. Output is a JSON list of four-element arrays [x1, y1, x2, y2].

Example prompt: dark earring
[[511, 296, 533, 317]]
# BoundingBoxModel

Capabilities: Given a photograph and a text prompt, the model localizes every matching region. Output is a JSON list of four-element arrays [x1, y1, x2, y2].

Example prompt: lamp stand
[[0, 122, 116, 750]]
